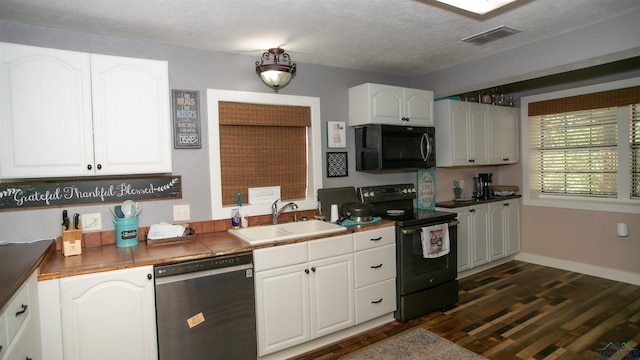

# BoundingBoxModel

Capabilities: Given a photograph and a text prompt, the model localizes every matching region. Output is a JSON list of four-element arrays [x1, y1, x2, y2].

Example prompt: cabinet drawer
[[3, 315, 38, 360], [309, 234, 353, 261], [5, 278, 31, 344], [354, 244, 396, 288], [353, 227, 395, 251], [355, 278, 396, 324], [253, 242, 308, 272]]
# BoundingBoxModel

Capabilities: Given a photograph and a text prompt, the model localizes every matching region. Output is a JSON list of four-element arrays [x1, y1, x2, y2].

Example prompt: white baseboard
[[515, 252, 640, 286]]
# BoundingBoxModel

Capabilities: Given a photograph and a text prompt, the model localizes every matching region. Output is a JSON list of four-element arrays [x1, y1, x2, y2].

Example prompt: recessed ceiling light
[[435, 0, 518, 15]]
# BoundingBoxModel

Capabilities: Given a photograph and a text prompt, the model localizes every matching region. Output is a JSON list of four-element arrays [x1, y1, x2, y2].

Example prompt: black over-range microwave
[[355, 124, 435, 173]]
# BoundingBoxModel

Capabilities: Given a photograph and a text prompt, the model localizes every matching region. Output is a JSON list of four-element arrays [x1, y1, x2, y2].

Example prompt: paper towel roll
[[330, 204, 339, 222]]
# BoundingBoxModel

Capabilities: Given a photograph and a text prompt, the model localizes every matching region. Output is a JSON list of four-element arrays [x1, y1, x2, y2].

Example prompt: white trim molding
[[515, 252, 640, 286]]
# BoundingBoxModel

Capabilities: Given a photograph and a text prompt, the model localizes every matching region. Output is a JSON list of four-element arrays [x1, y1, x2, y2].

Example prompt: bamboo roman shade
[[218, 101, 311, 206], [528, 86, 640, 116]]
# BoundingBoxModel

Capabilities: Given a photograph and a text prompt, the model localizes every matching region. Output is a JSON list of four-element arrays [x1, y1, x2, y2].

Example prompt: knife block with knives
[[61, 210, 82, 257]]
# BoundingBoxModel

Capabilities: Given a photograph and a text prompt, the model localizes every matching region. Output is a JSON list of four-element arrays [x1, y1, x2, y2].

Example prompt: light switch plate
[[82, 213, 102, 231], [173, 204, 190, 222]]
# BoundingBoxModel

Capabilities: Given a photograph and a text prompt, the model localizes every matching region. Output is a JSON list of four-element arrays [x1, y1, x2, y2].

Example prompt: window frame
[[521, 77, 640, 214], [207, 89, 322, 220]]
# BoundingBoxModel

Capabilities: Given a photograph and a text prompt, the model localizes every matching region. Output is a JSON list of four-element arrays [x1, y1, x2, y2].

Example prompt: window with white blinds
[[530, 107, 618, 197], [522, 79, 640, 213], [632, 103, 640, 198]]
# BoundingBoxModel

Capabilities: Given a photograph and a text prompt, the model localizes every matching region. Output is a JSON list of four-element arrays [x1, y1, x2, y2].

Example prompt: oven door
[[396, 220, 458, 296]]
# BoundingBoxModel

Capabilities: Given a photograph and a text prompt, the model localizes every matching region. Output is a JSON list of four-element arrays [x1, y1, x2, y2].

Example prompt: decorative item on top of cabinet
[[0, 42, 172, 179], [434, 99, 518, 167], [349, 83, 434, 126]]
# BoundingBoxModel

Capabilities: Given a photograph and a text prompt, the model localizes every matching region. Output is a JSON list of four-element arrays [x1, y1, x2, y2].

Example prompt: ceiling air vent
[[462, 25, 521, 45]]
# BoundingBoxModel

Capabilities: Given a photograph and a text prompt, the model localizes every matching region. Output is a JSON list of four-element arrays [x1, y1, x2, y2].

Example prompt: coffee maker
[[474, 173, 493, 199]]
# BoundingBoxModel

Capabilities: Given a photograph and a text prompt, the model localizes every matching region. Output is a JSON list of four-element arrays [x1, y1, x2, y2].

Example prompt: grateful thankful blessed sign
[[0, 176, 181, 211]]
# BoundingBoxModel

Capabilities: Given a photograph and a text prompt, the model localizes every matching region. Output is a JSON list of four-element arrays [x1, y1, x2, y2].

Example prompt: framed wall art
[[327, 121, 346, 148], [327, 152, 348, 177], [172, 89, 201, 149]]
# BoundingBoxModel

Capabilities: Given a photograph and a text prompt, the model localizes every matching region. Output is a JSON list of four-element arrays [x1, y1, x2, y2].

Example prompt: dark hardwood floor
[[292, 261, 640, 360]]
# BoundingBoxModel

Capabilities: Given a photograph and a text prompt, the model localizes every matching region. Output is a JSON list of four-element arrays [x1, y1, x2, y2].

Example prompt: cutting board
[[317, 186, 360, 221]]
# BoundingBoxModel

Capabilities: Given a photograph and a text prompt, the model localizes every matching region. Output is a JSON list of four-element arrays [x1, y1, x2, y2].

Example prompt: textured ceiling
[[1, 0, 639, 77]]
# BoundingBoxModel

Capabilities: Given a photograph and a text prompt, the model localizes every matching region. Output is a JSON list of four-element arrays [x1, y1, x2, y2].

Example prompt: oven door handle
[[401, 220, 459, 235]]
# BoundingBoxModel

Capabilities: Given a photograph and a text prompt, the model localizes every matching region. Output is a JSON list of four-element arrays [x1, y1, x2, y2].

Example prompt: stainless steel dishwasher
[[154, 252, 256, 359]]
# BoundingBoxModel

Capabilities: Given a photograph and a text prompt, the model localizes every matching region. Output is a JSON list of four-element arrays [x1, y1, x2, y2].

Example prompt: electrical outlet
[[459, 180, 464, 189], [82, 213, 102, 231], [173, 204, 190, 222]]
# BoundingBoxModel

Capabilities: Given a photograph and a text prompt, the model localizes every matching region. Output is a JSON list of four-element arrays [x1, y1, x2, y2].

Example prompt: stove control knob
[[411, 188, 416, 193], [402, 188, 408, 193], [362, 192, 370, 198]]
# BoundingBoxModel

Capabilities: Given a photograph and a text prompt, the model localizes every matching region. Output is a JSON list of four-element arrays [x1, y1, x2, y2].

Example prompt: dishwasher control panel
[[154, 251, 253, 278]]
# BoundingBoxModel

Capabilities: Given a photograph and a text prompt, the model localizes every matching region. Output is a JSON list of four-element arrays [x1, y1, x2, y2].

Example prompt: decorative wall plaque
[[172, 89, 201, 149], [0, 176, 182, 211]]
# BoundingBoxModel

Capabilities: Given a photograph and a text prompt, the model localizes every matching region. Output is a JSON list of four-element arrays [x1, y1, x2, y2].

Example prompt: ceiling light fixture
[[434, 0, 518, 15], [255, 48, 297, 91]]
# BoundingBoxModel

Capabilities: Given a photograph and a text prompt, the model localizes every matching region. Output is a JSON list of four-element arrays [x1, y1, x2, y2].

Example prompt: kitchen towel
[[421, 223, 449, 258]]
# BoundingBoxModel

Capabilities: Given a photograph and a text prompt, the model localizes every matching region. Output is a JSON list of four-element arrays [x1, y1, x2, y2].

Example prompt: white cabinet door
[[91, 54, 172, 175], [0, 42, 94, 178], [404, 87, 434, 126], [369, 84, 404, 124], [505, 199, 521, 255], [60, 266, 157, 360], [468, 102, 489, 165], [255, 263, 310, 356], [489, 202, 507, 261], [487, 106, 518, 164], [309, 254, 354, 339], [470, 205, 490, 266], [449, 101, 472, 166]]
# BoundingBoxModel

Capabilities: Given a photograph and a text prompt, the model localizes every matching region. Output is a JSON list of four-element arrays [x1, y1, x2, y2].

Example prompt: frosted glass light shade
[[260, 70, 292, 88]]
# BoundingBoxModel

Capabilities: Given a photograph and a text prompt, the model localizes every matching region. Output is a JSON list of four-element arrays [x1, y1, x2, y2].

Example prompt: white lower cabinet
[[59, 266, 157, 360], [455, 204, 489, 272], [1, 271, 41, 360], [449, 199, 520, 273], [254, 226, 397, 357], [254, 235, 354, 356]]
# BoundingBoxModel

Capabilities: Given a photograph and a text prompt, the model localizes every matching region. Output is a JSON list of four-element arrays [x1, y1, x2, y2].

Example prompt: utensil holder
[[114, 217, 139, 247]]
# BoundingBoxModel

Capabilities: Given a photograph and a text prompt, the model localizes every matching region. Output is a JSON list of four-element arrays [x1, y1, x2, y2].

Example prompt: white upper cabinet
[[0, 43, 94, 178], [487, 105, 519, 164], [349, 83, 434, 126], [435, 99, 518, 167], [0, 42, 172, 179], [91, 54, 172, 175]]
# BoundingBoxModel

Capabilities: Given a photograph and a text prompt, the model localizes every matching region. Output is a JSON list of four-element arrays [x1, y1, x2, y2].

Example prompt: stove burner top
[[359, 184, 456, 227]]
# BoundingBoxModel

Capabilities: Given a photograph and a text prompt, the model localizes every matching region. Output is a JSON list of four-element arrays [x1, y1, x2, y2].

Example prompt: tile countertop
[[436, 195, 522, 209], [39, 219, 396, 280], [0, 239, 55, 312]]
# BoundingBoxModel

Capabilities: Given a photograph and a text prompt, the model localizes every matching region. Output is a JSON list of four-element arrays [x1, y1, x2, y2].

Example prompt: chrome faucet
[[272, 199, 298, 224]]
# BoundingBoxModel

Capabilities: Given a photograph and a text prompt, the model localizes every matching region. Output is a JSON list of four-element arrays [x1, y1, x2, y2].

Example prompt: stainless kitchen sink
[[228, 220, 348, 245]]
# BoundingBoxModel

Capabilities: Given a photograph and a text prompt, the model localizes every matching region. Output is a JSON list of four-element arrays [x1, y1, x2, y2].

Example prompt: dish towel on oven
[[421, 223, 450, 258]]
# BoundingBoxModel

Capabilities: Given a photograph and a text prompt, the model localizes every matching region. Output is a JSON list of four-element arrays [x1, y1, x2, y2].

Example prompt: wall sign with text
[[0, 176, 182, 211], [172, 89, 201, 149]]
